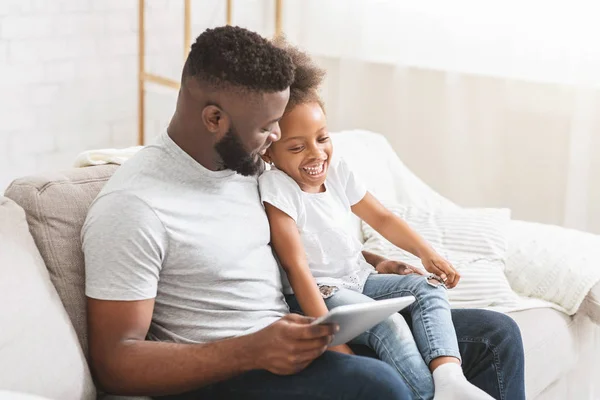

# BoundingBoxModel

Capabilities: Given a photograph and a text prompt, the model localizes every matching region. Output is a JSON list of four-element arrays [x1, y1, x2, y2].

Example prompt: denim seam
[[458, 337, 505, 400], [366, 328, 429, 400], [228, 388, 332, 399], [425, 348, 463, 366]]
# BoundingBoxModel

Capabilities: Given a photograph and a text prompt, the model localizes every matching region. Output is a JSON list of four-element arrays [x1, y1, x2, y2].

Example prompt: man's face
[[214, 123, 264, 176], [214, 89, 289, 176]]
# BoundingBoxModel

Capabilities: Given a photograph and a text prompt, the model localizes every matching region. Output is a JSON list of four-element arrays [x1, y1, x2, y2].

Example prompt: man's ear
[[201, 105, 227, 136], [260, 149, 272, 164]]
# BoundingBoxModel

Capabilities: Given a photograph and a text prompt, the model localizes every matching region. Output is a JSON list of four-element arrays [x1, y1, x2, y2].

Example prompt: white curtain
[[280, 0, 600, 233]]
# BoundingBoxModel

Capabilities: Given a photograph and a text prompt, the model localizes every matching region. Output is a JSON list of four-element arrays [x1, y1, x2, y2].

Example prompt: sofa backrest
[[332, 130, 457, 242], [5, 165, 118, 357], [0, 196, 96, 399]]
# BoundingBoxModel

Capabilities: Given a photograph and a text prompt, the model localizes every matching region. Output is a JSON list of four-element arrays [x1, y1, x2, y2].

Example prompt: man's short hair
[[183, 25, 295, 93]]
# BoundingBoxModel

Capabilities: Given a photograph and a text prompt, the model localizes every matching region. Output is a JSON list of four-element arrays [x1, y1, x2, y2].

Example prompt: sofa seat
[[508, 309, 577, 398]]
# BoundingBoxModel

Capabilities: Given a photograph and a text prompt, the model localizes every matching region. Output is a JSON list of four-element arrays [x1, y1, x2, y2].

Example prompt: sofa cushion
[[362, 204, 519, 309], [508, 308, 577, 399], [0, 197, 96, 399], [5, 165, 118, 356]]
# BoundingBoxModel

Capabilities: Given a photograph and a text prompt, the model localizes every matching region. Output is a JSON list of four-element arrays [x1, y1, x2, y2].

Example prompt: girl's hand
[[330, 344, 354, 355], [421, 251, 460, 288], [375, 260, 427, 276]]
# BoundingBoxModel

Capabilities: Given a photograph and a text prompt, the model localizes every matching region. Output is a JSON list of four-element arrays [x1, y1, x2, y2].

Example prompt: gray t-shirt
[[82, 132, 288, 344]]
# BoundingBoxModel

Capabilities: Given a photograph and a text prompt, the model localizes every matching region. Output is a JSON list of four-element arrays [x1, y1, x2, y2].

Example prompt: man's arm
[[88, 298, 254, 395], [362, 249, 427, 276], [362, 250, 387, 268], [88, 298, 336, 396]]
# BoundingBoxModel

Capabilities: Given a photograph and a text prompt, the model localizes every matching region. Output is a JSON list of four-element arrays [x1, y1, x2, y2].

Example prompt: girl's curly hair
[[273, 36, 326, 113]]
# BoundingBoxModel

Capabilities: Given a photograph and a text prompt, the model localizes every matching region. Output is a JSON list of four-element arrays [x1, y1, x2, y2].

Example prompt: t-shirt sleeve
[[258, 170, 302, 222], [336, 157, 368, 205], [82, 191, 168, 301]]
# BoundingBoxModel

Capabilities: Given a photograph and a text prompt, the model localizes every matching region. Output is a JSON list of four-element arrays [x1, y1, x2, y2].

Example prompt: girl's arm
[[352, 193, 460, 287], [264, 203, 353, 354]]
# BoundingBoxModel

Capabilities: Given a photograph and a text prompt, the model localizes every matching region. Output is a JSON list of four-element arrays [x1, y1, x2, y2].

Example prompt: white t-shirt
[[83, 132, 288, 344], [259, 156, 376, 294]]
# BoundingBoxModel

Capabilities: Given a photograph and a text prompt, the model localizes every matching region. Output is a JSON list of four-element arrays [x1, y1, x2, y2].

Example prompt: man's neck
[[167, 119, 223, 172]]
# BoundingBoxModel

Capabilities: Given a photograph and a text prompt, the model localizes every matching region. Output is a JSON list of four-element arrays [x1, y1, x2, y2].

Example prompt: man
[[82, 26, 525, 399]]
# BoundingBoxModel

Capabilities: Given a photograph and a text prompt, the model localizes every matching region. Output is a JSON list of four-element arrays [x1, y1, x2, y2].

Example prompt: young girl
[[258, 41, 494, 400]]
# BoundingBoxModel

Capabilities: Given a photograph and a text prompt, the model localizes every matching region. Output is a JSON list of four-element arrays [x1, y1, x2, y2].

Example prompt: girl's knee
[[412, 275, 449, 300], [372, 313, 413, 339]]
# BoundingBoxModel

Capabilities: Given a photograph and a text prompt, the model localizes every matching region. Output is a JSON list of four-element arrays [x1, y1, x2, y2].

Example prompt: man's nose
[[269, 124, 282, 142]]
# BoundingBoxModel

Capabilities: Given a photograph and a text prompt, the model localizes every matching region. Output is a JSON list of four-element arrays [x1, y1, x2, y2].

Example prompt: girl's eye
[[289, 146, 304, 153], [318, 136, 330, 143]]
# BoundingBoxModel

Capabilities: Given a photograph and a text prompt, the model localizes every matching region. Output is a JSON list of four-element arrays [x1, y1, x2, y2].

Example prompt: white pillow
[[361, 204, 519, 309]]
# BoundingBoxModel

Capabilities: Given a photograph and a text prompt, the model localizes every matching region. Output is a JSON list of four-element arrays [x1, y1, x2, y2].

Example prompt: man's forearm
[[94, 334, 257, 396], [362, 250, 387, 268]]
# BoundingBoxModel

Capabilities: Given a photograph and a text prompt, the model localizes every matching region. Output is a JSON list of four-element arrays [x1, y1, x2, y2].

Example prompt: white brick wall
[[0, 0, 138, 191], [0, 0, 274, 191]]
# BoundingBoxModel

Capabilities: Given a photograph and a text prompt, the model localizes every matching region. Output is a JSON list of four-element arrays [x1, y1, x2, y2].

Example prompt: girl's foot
[[432, 363, 494, 400]]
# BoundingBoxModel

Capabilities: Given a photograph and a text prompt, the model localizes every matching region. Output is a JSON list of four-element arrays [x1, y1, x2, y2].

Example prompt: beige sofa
[[1, 143, 599, 399]]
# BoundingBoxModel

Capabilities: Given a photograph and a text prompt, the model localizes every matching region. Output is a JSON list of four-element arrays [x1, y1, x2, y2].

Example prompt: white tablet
[[311, 296, 416, 347]]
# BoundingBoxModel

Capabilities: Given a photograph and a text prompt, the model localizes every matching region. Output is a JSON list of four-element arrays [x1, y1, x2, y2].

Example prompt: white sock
[[432, 363, 495, 400]]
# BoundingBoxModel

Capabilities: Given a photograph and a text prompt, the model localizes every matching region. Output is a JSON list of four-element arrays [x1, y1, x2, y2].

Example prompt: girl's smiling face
[[263, 102, 332, 193]]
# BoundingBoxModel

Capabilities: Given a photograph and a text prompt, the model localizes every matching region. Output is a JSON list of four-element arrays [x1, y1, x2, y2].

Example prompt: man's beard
[[214, 126, 264, 176]]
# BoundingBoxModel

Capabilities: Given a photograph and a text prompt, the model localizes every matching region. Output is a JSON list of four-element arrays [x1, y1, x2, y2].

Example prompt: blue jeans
[[289, 273, 457, 400], [288, 275, 526, 400], [156, 351, 412, 399], [158, 296, 526, 400]]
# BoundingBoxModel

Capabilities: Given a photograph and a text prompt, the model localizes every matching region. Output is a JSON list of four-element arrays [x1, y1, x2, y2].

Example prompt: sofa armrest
[[580, 281, 600, 324], [505, 220, 600, 316]]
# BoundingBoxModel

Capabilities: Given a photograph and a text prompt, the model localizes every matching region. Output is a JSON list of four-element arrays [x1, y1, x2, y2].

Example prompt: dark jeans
[[158, 351, 412, 399], [450, 309, 525, 400], [158, 309, 525, 400]]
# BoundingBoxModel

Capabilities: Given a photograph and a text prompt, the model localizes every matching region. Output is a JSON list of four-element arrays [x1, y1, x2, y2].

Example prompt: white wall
[[3, 0, 598, 233], [0, 0, 139, 191], [0, 0, 274, 191], [282, 0, 600, 233]]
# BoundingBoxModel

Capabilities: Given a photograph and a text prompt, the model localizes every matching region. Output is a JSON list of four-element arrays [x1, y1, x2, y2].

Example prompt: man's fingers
[[283, 313, 315, 325], [411, 266, 427, 276], [286, 336, 332, 355], [287, 321, 338, 340], [396, 263, 412, 275], [395, 262, 425, 276]]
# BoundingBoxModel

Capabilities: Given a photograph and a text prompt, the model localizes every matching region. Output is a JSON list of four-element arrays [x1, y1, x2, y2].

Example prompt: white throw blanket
[[73, 146, 143, 167], [506, 220, 600, 315]]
